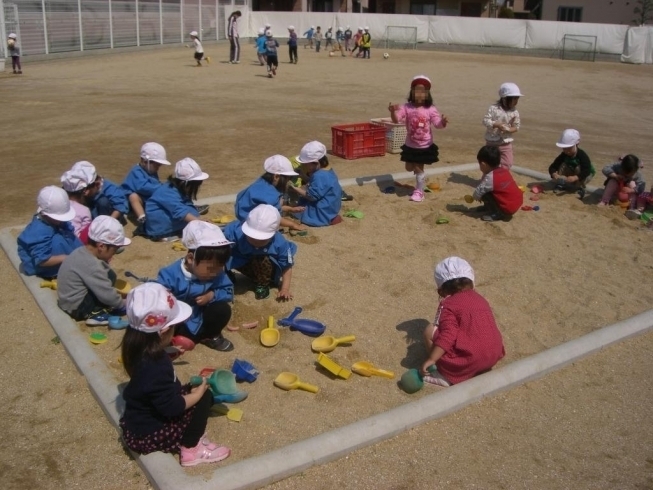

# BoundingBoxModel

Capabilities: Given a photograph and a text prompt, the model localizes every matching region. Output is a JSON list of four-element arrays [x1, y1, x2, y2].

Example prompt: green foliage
[[633, 0, 653, 25], [498, 6, 515, 18]]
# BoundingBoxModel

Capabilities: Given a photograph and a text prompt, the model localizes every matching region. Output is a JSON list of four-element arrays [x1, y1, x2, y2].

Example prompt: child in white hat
[[389, 75, 448, 202], [303, 25, 315, 49], [223, 204, 297, 301], [17, 186, 83, 278], [548, 129, 596, 199], [156, 221, 235, 352], [234, 154, 306, 232], [288, 26, 298, 64], [350, 27, 363, 57], [7, 33, 21, 74], [421, 257, 505, 387], [144, 158, 209, 241], [288, 141, 344, 226], [188, 31, 210, 67], [482, 82, 523, 169], [121, 142, 172, 225], [119, 282, 231, 467], [61, 161, 102, 240], [57, 216, 131, 325], [75, 160, 129, 224], [360, 27, 372, 59]]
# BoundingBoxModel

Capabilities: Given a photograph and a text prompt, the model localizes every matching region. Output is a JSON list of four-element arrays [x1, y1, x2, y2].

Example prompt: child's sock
[[415, 172, 425, 191]]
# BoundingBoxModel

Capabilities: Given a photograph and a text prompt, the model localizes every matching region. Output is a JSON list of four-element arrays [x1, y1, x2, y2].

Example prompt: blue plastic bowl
[[231, 359, 259, 383], [213, 391, 248, 404], [108, 316, 128, 330]]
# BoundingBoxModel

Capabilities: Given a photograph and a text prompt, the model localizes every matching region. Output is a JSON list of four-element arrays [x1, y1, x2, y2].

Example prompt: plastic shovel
[[311, 335, 356, 353], [278, 307, 326, 337], [212, 403, 243, 422], [351, 361, 395, 379], [273, 372, 319, 393], [40, 279, 57, 290], [316, 352, 352, 379], [260, 315, 280, 347]]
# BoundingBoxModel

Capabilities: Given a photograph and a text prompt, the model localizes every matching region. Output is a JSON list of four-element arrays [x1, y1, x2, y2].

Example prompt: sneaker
[[341, 191, 354, 201], [409, 190, 424, 202], [254, 285, 270, 300], [205, 56, 211, 64], [271, 67, 276, 76], [195, 204, 209, 215], [597, 201, 608, 207], [268, 73, 273, 78], [201, 335, 234, 352], [233, 61, 240, 64], [86, 311, 110, 326], [180, 439, 231, 467], [110, 305, 127, 316], [577, 188, 586, 200], [157, 236, 180, 243], [482, 214, 501, 222], [625, 209, 642, 220]]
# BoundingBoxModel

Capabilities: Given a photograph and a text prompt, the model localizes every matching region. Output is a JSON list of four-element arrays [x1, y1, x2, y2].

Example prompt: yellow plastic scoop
[[316, 352, 352, 379], [40, 279, 57, 290], [260, 315, 280, 347], [212, 403, 243, 422], [273, 372, 319, 393], [171, 242, 188, 252], [351, 361, 395, 379], [114, 279, 132, 296], [211, 215, 236, 225], [311, 335, 356, 353], [464, 195, 474, 203]]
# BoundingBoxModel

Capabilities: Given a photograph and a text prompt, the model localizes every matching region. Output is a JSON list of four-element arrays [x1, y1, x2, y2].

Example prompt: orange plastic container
[[331, 123, 386, 160]]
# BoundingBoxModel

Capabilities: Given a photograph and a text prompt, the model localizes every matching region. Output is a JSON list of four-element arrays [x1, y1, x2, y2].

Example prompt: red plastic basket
[[331, 123, 387, 160]]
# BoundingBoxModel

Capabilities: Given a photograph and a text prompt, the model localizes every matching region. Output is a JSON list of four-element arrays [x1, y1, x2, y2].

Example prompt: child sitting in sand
[[599, 154, 645, 212], [421, 256, 505, 386], [548, 129, 595, 200]]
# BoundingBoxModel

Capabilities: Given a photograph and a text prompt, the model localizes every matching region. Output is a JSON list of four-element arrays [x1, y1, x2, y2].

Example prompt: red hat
[[411, 75, 431, 90]]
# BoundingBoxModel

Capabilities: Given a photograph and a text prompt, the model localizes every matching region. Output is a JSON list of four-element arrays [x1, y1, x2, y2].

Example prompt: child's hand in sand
[[287, 206, 306, 213], [276, 289, 293, 302]]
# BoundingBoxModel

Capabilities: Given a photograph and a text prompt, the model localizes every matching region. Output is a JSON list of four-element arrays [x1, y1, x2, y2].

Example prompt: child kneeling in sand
[[421, 257, 505, 386], [471, 145, 522, 222]]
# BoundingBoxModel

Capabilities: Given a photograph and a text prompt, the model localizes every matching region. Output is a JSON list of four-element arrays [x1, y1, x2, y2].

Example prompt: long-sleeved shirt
[[265, 38, 279, 56], [256, 35, 267, 54], [394, 103, 446, 149], [70, 200, 92, 238], [156, 259, 233, 335], [121, 164, 162, 201], [288, 32, 298, 47], [17, 215, 82, 277], [601, 162, 646, 194], [473, 167, 523, 214], [57, 246, 123, 314], [548, 148, 596, 183], [433, 289, 505, 385], [121, 355, 187, 436], [228, 15, 239, 38], [193, 38, 203, 53], [92, 178, 129, 217], [295, 168, 342, 227], [8, 43, 20, 57], [144, 182, 199, 238], [234, 177, 283, 222], [483, 103, 520, 144], [303, 28, 314, 39]]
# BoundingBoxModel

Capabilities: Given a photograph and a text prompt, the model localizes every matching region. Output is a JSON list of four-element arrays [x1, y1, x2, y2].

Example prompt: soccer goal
[[561, 34, 597, 62], [381, 26, 417, 50]]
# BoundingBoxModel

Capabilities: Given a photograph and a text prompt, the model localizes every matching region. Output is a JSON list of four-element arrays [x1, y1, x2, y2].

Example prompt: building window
[[557, 6, 582, 22], [410, 1, 436, 15]]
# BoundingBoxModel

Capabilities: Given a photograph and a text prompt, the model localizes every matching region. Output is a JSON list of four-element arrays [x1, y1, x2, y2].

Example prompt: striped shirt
[[228, 15, 239, 38]]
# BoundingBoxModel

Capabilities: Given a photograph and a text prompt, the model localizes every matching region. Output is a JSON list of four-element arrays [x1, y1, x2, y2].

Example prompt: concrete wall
[[541, 0, 636, 25]]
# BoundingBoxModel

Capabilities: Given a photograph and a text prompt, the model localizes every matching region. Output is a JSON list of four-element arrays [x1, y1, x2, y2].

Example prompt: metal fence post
[[215, 0, 218, 40], [109, 0, 114, 49], [159, 0, 163, 44], [78, 0, 83, 51], [136, 0, 140, 46], [180, 0, 184, 43], [199, 0, 202, 41], [41, 0, 49, 54]]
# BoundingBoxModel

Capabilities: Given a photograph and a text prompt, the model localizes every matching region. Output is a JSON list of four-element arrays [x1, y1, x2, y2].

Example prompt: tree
[[633, 0, 653, 26], [498, 6, 515, 18]]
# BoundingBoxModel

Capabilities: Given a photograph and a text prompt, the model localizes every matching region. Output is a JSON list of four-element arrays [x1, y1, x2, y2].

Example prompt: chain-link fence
[[2, 0, 247, 56]]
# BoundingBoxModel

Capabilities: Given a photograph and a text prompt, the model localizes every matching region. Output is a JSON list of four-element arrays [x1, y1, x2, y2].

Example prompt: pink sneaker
[[180, 438, 231, 467], [409, 190, 424, 202]]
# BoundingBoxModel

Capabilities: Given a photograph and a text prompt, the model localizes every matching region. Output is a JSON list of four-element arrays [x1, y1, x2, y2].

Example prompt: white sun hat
[[37, 186, 76, 222], [140, 142, 171, 165], [126, 282, 192, 334], [61, 161, 98, 192], [88, 215, 132, 246], [556, 129, 581, 148], [296, 141, 327, 164], [242, 204, 281, 240], [264, 155, 298, 176], [182, 220, 233, 249], [434, 256, 475, 289], [499, 82, 523, 98], [190, 30, 198, 36], [174, 157, 209, 181]]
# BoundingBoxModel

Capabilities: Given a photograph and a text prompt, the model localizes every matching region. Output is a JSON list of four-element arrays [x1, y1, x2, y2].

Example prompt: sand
[[1, 43, 652, 489]]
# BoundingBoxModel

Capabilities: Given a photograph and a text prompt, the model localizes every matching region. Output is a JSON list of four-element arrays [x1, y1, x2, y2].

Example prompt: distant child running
[[421, 257, 505, 386], [599, 154, 645, 211], [350, 27, 363, 57], [483, 82, 523, 169], [61, 161, 101, 240], [288, 141, 343, 226], [157, 221, 235, 352], [223, 205, 297, 301], [331, 27, 345, 57], [360, 27, 372, 59], [144, 158, 209, 241], [255, 28, 267, 65], [264, 30, 279, 78], [314, 26, 323, 52], [7, 33, 21, 74], [389, 75, 449, 202], [17, 186, 82, 278], [235, 155, 306, 231], [287, 26, 298, 64], [122, 142, 171, 226], [57, 216, 131, 325], [344, 26, 353, 51], [120, 282, 231, 467], [325, 27, 333, 49], [188, 31, 210, 66], [548, 129, 595, 200], [303, 26, 315, 49], [471, 145, 523, 222]]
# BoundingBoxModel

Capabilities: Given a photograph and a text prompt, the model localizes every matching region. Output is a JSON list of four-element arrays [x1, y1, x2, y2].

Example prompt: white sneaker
[[625, 209, 642, 220]]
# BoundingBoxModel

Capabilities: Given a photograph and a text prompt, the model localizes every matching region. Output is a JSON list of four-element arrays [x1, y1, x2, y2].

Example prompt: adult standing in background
[[228, 11, 242, 64]]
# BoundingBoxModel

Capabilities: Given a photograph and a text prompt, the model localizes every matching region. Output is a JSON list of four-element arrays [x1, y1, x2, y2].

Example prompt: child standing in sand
[[421, 257, 505, 386], [482, 82, 523, 169], [388, 75, 448, 202]]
